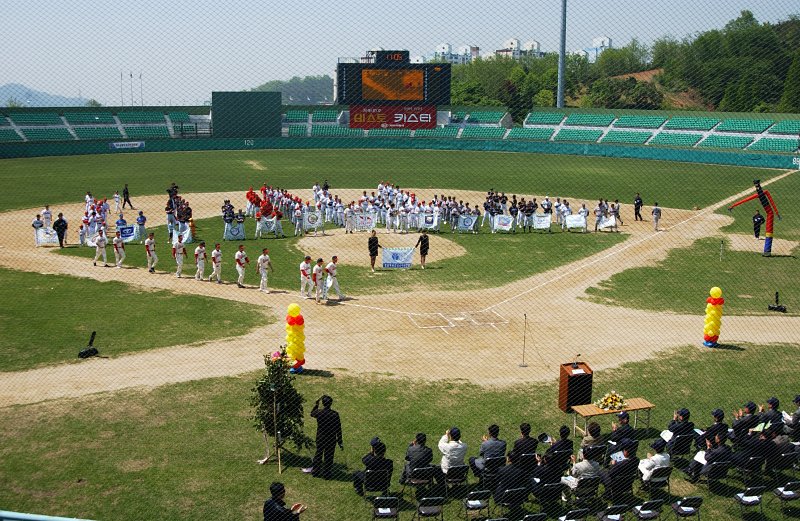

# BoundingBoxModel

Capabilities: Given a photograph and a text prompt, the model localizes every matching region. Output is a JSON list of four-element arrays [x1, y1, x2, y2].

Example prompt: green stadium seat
[[285, 110, 309, 123], [73, 127, 123, 140], [466, 111, 505, 124], [748, 138, 799, 153], [524, 112, 565, 125], [20, 128, 74, 141], [311, 110, 338, 123], [117, 111, 166, 124], [0, 116, 10, 126], [663, 117, 719, 131], [506, 127, 555, 141], [0, 128, 23, 141], [715, 119, 773, 133], [367, 128, 411, 137], [648, 132, 703, 147], [65, 112, 116, 125], [168, 112, 191, 123], [310, 125, 362, 137], [8, 113, 63, 125], [601, 130, 653, 144], [450, 111, 467, 123], [459, 127, 506, 139], [172, 123, 197, 135], [414, 127, 459, 138], [697, 135, 753, 149], [123, 125, 170, 138], [287, 124, 308, 137], [613, 115, 666, 129], [553, 128, 603, 142], [564, 113, 615, 127], [768, 120, 800, 135]]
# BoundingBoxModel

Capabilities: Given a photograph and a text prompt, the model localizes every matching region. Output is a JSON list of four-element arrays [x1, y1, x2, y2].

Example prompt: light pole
[[557, 0, 567, 108]]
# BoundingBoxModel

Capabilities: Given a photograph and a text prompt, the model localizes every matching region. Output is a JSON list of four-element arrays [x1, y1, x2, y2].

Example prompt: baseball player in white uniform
[[294, 206, 304, 237], [112, 230, 125, 268], [322, 255, 345, 301], [41, 205, 53, 228], [173, 235, 187, 278], [113, 191, 121, 213], [144, 232, 158, 272], [194, 241, 207, 280], [234, 244, 249, 288], [256, 248, 274, 293], [93, 230, 108, 267], [312, 257, 324, 304], [299, 255, 313, 298], [209, 243, 222, 283]]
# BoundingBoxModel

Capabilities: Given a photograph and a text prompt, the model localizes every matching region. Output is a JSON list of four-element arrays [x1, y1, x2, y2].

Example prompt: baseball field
[[1, 148, 798, 520]]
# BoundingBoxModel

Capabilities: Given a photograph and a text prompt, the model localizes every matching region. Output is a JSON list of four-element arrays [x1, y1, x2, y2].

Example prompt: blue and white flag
[[173, 222, 193, 244], [118, 224, 137, 243], [457, 214, 477, 233], [533, 214, 552, 230], [303, 211, 322, 231], [34, 227, 59, 246], [419, 213, 439, 231], [382, 247, 414, 269], [492, 215, 514, 232], [223, 222, 245, 241]]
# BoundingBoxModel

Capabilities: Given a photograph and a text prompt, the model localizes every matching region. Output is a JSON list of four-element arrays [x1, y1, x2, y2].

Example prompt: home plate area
[[408, 310, 509, 331]]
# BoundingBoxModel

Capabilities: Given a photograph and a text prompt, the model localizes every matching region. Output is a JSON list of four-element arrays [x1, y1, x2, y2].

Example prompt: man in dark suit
[[353, 441, 393, 495], [303, 395, 343, 479], [601, 439, 639, 490], [263, 482, 306, 521], [667, 408, 695, 444], [695, 409, 728, 449], [544, 425, 573, 469], [399, 433, 433, 484], [759, 397, 783, 425], [732, 430, 778, 468], [609, 411, 635, 443], [530, 453, 563, 495], [510, 422, 538, 475], [495, 451, 527, 502], [685, 432, 732, 482], [470, 424, 507, 478], [785, 395, 800, 438], [731, 402, 760, 443]]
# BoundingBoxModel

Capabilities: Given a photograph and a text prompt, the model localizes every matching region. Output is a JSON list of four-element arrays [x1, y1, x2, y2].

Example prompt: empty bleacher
[[663, 116, 719, 131], [20, 128, 74, 141], [123, 126, 170, 138], [8, 112, 63, 126], [0, 128, 23, 141], [285, 110, 309, 123], [649, 133, 703, 147], [553, 128, 604, 142], [698, 134, 753, 149], [414, 127, 459, 138], [64, 112, 116, 125], [0, 116, 10, 126], [524, 112, 565, 125], [768, 120, 800, 135], [311, 110, 338, 123], [564, 113, 615, 127], [73, 127, 123, 140], [748, 138, 799, 153], [367, 128, 411, 137], [601, 130, 653, 145], [460, 127, 506, 139], [613, 115, 666, 129], [466, 111, 505, 124], [117, 111, 166, 124], [715, 119, 773, 133], [310, 125, 362, 137], [506, 127, 555, 141], [450, 111, 467, 123], [287, 125, 308, 137], [172, 123, 197, 136], [168, 112, 191, 123]]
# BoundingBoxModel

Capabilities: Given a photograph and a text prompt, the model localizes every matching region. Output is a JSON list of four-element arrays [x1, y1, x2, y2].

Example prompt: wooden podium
[[558, 362, 593, 413]]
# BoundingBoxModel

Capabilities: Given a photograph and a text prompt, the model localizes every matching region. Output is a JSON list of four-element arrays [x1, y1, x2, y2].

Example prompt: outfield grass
[[0, 149, 781, 212], [1, 342, 798, 521], [56, 216, 627, 294], [0, 267, 272, 371]]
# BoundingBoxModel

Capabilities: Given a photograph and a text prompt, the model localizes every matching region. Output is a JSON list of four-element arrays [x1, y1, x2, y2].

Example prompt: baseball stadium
[[1, 2, 799, 520]]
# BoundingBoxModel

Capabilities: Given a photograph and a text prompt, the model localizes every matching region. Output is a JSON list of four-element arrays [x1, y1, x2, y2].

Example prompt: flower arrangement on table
[[594, 390, 627, 410]]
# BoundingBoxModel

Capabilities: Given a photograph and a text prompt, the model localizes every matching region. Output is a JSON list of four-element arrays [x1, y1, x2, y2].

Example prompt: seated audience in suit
[[353, 440, 393, 496], [785, 395, 800, 438], [530, 453, 563, 495], [609, 411, 635, 444], [767, 423, 794, 458], [666, 408, 695, 448], [695, 408, 728, 449], [730, 401, 760, 442], [399, 433, 433, 484], [684, 432, 732, 482], [562, 451, 600, 497], [731, 429, 778, 468], [510, 422, 539, 458], [759, 397, 783, 425], [600, 438, 639, 488], [494, 451, 527, 502], [638, 438, 670, 482], [544, 425, 574, 468], [576, 421, 604, 449], [469, 424, 507, 478]]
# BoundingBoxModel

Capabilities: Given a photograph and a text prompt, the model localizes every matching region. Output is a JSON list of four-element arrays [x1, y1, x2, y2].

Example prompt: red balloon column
[[285, 303, 306, 373]]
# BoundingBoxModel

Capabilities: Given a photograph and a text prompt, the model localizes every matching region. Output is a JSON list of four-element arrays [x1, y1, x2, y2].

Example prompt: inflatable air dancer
[[728, 179, 781, 257]]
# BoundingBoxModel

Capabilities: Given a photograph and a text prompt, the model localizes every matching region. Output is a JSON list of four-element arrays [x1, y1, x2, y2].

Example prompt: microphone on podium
[[572, 354, 581, 369]]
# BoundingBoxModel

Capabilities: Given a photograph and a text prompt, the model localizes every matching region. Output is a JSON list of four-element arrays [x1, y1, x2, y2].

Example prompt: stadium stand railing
[[414, 127, 459, 138], [663, 116, 719, 131], [506, 127, 555, 141], [285, 110, 310, 123], [613, 115, 666, 129], [553, 128, 604, 142], [715, 119, 773, 133], [648, 132, 704, 147], [8, 113, 63, 126], [747, 137, 799, 153], [460, 126, 506, 139], [697, 134, 754, 149], [367, 128, 411, 137], [73, 127, 123, 140], [0, 128, 24, 141], [311, 109, 338, 123], [466, 111, 506, 124], [564, 113, 615, 127], [123, 125, 170, 138], [19, 128, 74, 141], [601, 130, 653, 145], [310, 125, 362, 137], [64, 112, 116, 125], [768, 120, 800, 135], [116, 111, 167, 124], [524, 112, 566, 125]]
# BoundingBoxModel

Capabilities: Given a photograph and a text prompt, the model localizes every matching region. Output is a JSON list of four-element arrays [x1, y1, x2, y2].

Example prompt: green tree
[[778, 51, 800, 113], [594, 38, 650, 77], [85, 99, 102, 107], [532, 89, 555, 107], [5, 97, 23, 108], [253, 75, 334, 104]]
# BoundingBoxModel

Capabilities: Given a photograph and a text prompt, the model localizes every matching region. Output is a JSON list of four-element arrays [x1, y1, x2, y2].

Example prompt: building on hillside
[[583, 36, 612, 62], [495, 39, 545, 60], [416, 43, 480, 64]]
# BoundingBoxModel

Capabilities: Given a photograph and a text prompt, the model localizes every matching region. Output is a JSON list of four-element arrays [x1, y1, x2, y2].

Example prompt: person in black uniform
[[759, 397, 782, 425], [684, 432, 732, 482], [368, 230, 382, 273], [695, 409, 728, 449], [415, 230, 429, 269], [53, 212, 68, 248], [122, 183, 134, 209], [400, 433, 433, 484], [666, 408, 695, 449], [609, 411, 635, 443], [303, 395, 343, 479], [753, 210, 765, 239], [263, 482, 306, 521], [633, 193, 643, 221], [353, 440, 393, 495]]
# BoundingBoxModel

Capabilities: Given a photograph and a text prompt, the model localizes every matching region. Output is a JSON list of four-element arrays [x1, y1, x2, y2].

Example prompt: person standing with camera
[[303, 395, 343, 479]]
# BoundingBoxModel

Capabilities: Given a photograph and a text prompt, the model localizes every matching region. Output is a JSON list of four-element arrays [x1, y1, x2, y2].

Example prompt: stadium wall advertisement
[[0, 137, 797, 170], [349, 105, 436, 129]]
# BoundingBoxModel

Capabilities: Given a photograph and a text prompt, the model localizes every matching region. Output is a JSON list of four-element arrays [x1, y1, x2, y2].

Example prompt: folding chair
[[733, 485, 766, 518], [372, 496, 400, 520], [667, 435, 693, 467], [736, 455, 765, 485], [583, 445, 607, 465], [480, 456, 507, 491], [570, 476, 601, 509], [363, 469, 391, 502], [597, 504, 629, 521], [401, 466, 435, 499], [559, 507, 590, 521], [605, 467, 637, 505], [670, 496, 702, 520], [522, 514, 548, 521], [494, 487, 529, 519], [444, 464, 469, 498], [697, 460, 731, 492], [631, 499, 664, 520], [519, 453, 538, 476], [462, 489, 491, 520], [640, 466, 672, 498], [773, 481, 800, 520], [534, 482, 566, 513], [768, 451, 799, 483], [412, 496, 445, 521], [550, 449, 575, 471]]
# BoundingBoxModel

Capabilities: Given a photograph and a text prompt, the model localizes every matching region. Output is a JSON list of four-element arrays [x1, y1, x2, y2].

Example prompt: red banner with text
[[349, 105, 437, 130]]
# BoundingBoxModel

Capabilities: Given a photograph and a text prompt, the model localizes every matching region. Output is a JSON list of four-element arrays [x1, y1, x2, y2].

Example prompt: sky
[[2, 0, 797, 105]]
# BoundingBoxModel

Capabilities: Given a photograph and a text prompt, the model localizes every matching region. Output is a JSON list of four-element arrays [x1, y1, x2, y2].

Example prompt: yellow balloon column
[[703, 287, 724, 347], [285, 303, 306, 373]]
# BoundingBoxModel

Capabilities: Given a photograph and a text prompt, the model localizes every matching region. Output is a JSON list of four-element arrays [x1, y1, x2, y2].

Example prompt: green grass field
[[0, 267, 272, 371], [0, 149, 782, 211], [1, 342, 797, 521]]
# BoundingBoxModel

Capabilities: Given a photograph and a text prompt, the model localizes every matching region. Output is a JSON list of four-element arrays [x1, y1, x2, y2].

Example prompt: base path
[[0, 173, 798, 407]]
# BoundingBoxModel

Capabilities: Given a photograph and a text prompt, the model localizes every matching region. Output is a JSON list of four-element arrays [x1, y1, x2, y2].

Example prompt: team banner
[[597, 215, 617, 229], [457, 214, 477, 233], [303, 211, 322, 231], [349, 105, 436, 130], [223, 222, 245, 241], [419, 213, 439, 231], [34, 227, 59, 246], [86, 232, 100, 247], [354, 212, 378, 231], [565, 215, 587, 230], [118, 224, 137, 243], [382, 247, 414, 269], [492, 215, 515, 232], [256, 217, 276, 234], [173, 223, 193, 244], [533, 214, 552, 230]]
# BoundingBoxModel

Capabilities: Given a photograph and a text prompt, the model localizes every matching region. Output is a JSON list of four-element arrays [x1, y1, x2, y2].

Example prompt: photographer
[[302, 395, 343, 479], [262, 481, 306, 521]]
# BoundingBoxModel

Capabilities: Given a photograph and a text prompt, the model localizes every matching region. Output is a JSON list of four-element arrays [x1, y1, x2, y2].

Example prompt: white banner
[[223, 222, 245, 241], [303, 211, 322, 231], [457, 214, 477, 233], [598, 215, 617, 229], [419, 213, 439, 231], [354, 212, 378, 232], [256, 217, 276, 233], [533, 214, 552, 230], [173, 222, 193, 244], [492, 215, 514, 232], [86, 232, 99, 247], [565, 215, 587, 230], [382, 247, 414, 269], [118, 224, 137, 243], [34, 227, 59, 246]]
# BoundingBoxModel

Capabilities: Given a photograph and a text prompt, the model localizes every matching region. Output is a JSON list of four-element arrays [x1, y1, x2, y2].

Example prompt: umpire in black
[[303, 395, 343, 479], [53, 212, 68, 248]]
